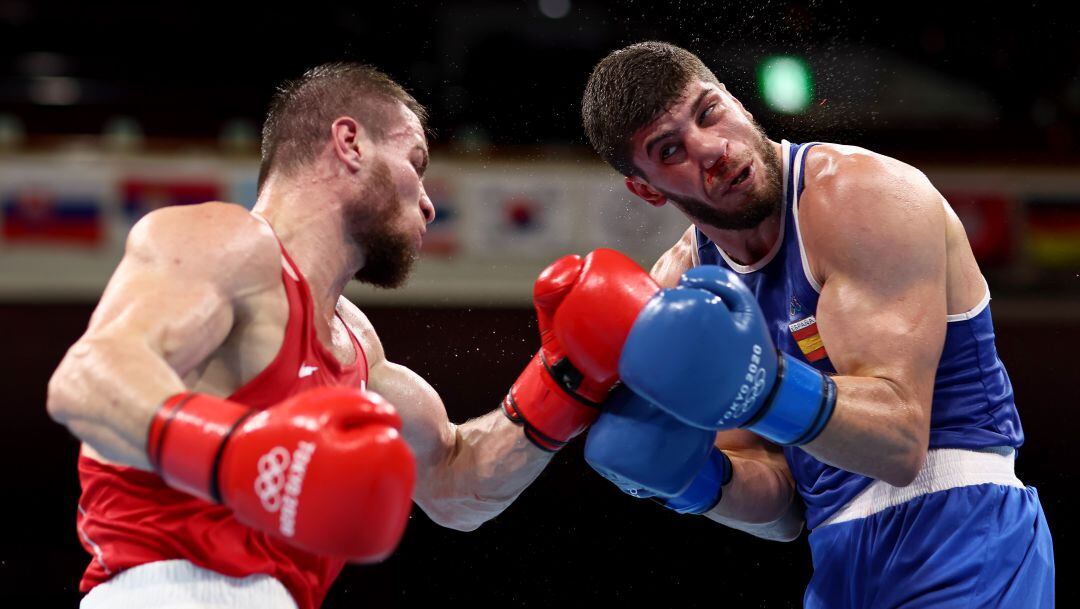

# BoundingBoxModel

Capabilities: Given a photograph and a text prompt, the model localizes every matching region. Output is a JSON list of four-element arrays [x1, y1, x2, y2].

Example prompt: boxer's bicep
[[812, 171, 946, 415], [367, 358, 456, 475], [363, 329, 551, 531], [804, 154, 947, 391], [339, 298, 494, 526], [90, 255, 234, 375], [338, 297, 459, 475], [816, 264, 945, 406], [93, 204, 277, 366], [341, 298, 551, 531], [47, 204, 278, 467], [799, 165, 948, 484]]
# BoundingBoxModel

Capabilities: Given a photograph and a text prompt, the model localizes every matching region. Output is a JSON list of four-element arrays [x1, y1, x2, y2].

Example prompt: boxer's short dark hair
[[259, 62, 427, 189], [582, 41, 720, 177]]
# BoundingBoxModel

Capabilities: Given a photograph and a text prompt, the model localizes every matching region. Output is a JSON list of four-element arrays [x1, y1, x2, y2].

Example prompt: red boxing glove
[[147, 386, 415, 563], [503, 249, 660, 451]]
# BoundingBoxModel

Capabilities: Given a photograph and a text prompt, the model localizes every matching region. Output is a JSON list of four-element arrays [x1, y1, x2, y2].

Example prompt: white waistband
[[818, 447, 1023, 528], [80, 559, 298, 609]]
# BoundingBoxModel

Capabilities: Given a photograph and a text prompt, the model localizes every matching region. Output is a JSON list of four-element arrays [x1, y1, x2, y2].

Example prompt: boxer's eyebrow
[[646, 129, 679, 158], [645, 89, 711, 158]]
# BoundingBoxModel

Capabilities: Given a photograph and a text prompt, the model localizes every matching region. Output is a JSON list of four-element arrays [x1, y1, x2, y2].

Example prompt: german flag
[[789, 316, 828, 363], [1026, 197, 1080, 267]]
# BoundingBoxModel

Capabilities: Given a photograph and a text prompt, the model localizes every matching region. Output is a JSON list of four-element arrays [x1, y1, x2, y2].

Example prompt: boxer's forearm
[[704, 452, 802, 540], [705, 490, 804, 542], [417, 409, 553, 531], [801, 375, 929, 487], [47, 335, 186, 469]]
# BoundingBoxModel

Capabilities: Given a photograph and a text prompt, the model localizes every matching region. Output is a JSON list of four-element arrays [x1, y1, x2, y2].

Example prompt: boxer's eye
[[699, 103, 718, 124], [412, 158, 428, 178]]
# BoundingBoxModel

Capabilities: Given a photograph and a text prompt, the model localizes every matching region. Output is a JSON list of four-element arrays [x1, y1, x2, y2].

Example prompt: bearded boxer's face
[[626, 81, 783, 231], [350, 105, 433, 288]]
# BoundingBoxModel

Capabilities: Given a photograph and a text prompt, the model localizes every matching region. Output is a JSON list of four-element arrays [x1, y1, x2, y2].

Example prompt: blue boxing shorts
[[805, 448, 1054, 608]]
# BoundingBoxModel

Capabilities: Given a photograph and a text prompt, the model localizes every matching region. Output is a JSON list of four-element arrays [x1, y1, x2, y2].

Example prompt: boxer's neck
[[253, 178, 361, 323], [695, 208, 783, 267]]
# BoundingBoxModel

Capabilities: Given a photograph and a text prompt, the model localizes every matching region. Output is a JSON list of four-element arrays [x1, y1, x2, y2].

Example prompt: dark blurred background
[[0, 1, 1075, 607], [2, 1, 1079, 159]]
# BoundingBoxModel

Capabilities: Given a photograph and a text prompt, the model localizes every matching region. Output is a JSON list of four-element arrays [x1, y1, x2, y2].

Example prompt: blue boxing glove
[[584, 385, 732, 514], [619, 266, 836, 446]]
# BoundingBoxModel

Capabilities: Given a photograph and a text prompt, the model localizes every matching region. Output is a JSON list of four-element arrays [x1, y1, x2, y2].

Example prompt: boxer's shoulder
[[796, 144, 943, 276], [126, 201, 280, 292], [650, 225, 696, 288], [800, 144, 936, 215], [129, 200, 264, 238]]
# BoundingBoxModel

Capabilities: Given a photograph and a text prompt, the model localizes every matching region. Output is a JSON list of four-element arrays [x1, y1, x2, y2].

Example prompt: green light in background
[[758, 56, 813, 113]]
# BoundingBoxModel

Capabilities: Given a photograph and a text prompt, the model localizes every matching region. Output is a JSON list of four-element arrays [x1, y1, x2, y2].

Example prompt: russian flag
[[2, 189, 103, 245], [121, 179, 221, 222]]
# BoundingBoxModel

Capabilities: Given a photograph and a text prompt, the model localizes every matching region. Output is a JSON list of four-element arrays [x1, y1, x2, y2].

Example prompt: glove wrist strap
[[747, 352, 837, 446], [503, 352, 602, 451], [148, 393, 252, 502]]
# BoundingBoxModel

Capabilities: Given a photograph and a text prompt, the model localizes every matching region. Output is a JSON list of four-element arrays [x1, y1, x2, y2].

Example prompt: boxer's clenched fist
[[149, 386, 415, 562], [620, 266, 837, 446], [503, 249, 659, 451], [585, 385, 732, 515]]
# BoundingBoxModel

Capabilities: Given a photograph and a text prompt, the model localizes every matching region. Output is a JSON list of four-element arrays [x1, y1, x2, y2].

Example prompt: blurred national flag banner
[[420, 177, 460, 256], [464, 174, 577, 257], [121, 179, 221, 222], [1025, 197, 1080, 267], [1, 187, 103, 246], [942, 191, 1013, 267]]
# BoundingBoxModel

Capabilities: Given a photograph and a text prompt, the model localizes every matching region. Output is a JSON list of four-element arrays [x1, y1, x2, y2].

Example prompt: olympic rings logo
[[254, 446, 291, 513]]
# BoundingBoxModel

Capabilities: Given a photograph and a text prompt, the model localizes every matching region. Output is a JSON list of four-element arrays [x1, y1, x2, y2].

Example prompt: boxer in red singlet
[[47, 62, 653, 609]]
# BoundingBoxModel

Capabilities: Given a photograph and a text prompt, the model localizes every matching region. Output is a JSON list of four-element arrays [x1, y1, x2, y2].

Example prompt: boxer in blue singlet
[[577, 41, 1055, 607]]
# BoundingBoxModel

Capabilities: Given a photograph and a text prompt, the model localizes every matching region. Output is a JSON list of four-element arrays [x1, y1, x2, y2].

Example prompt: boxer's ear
[[330, 117, 367, 172], [625, 177, 667, 207]]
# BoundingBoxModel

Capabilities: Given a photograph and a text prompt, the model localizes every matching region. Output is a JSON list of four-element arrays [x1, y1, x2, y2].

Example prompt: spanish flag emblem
[[788, 316, 828, 363]]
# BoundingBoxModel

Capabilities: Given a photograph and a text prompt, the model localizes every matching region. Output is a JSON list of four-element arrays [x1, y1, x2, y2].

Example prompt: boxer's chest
[[183, 286, 358, 396]]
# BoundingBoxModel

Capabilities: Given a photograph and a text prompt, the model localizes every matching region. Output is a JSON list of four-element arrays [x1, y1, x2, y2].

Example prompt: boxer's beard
[[351, 159, 417, 289], [659, 122, 783, 231]]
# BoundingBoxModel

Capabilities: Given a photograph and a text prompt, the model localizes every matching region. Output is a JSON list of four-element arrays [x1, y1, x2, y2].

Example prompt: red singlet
[[76, 238, 368, 609]]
